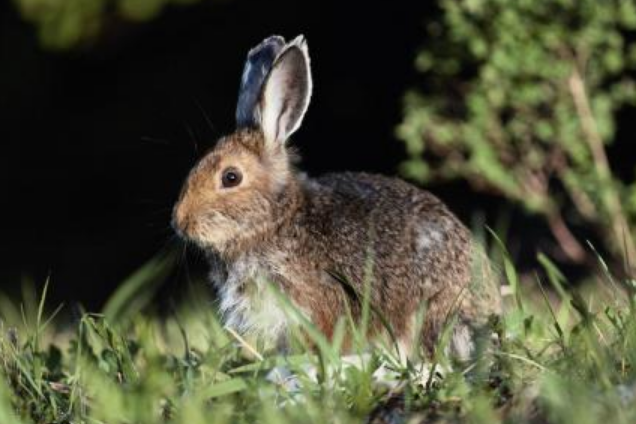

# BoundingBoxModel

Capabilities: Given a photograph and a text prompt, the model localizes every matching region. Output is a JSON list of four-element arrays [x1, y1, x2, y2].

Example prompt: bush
[[398, 0, 636, 267]]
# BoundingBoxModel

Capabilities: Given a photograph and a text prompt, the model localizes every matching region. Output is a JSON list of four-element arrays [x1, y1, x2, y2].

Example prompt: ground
[[1, 249, 636, 424]]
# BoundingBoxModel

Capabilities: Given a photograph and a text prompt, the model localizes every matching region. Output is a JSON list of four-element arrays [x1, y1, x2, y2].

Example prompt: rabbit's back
[[300, 172, 499, 353], [304, 172, 471, 280]]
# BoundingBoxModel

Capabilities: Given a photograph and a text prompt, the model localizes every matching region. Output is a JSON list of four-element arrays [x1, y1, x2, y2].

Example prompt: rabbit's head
[[172, 35, 312, 255]]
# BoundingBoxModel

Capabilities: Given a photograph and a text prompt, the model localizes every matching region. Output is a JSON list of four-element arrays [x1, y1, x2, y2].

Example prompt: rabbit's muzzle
[[171, 181, 211, 245], [171, 205, 192, 239], [172, 189, 245, 253]]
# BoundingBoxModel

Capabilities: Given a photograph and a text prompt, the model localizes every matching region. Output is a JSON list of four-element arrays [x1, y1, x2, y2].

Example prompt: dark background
[[1, 0, 628, 310]]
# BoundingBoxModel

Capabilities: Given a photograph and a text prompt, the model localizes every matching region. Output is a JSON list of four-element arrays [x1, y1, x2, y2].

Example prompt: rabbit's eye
[[221, 167, 243, 188]]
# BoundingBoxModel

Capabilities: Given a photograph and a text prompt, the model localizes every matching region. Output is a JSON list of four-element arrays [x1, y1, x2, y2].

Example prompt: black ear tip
[[236, 35, 288, 129], [263, 35, 286, 46], [248, 35, 286, 58]]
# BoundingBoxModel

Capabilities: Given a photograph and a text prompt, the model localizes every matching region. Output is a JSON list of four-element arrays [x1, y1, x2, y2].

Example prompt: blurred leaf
[[102, 249, 177, 324], [12, 0, 212, 49], [201, 378, 247, 398]]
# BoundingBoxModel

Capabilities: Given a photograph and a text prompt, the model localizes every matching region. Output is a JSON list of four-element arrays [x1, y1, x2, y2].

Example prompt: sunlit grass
[[1, 245, 636, 424]]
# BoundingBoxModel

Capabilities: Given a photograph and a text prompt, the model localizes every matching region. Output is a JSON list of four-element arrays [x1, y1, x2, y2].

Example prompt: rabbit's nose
[[171, 207, 192, 236], [170, 215, 180, 234]]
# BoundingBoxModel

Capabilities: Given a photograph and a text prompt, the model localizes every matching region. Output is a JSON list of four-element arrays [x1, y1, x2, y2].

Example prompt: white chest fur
[[212, 254, 295, 348]]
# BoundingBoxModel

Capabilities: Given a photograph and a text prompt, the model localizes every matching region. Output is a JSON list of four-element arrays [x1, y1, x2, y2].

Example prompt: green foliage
[[399, 0, 636, 265], [11, 0, 207, 50], [102, 251, 177, 324], [2, 247, 636, 423]]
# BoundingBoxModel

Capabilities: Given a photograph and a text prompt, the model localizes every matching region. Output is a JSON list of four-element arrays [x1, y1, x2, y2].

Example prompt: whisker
[[193, 98, 217, 136], [140, 136, 172, 146], [156, 235, 179, 256], [182, 120, 199, 156]]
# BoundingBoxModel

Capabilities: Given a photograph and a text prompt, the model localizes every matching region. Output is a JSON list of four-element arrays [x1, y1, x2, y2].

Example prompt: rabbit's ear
[[260, 35, 312, 145], [236, 36, 286, 129]]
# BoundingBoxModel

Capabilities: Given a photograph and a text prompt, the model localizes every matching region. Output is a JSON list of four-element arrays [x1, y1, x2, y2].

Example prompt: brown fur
[[173, 129, 501, 356], [173, 35, 500, 357]]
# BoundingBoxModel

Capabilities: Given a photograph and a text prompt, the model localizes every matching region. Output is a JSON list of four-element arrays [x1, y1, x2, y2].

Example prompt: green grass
[[2, 249, 636, 424]]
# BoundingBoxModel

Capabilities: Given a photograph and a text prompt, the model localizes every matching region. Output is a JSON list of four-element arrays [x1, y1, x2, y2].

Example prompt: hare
[[172, 35, 501, 359]]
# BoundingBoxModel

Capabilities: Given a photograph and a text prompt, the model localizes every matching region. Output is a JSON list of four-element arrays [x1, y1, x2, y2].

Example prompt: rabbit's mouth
[[173, 210, 242, 252]]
